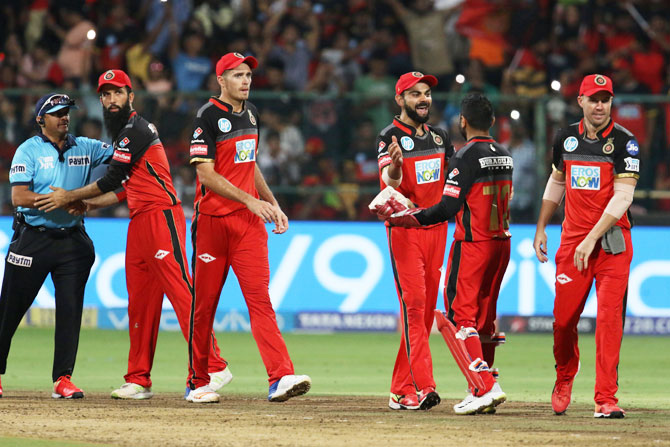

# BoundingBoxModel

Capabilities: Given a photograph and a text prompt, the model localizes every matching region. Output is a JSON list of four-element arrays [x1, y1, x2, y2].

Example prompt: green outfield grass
[[1, 327, 668, 409]]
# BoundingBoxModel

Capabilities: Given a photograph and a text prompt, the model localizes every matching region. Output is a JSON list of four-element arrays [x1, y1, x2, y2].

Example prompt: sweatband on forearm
[[604, 182, 635, 219], [542, 175, 565, 204], [382, 167, 402, 188]]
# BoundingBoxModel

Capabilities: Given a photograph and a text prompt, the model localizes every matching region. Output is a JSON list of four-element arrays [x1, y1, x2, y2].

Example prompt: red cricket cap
[[395, 71, 438, 95], [216, 52, 258, 76], [97, 69, 132, 92], [579, 74, 614, 97]]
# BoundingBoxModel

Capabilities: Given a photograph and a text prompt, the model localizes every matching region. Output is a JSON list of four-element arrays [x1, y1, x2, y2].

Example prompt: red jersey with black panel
[[102, 111, 179, 218], [417, 136, 513, 242], [376, 117, 454, 208], [552, 119, 640, 245], [189, 97, 259, 217]]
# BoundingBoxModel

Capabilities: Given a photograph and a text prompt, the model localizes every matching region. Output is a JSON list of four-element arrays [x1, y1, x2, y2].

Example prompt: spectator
[[353, 48, 396, 133], [17, 39, 64, 88], [49, 5, 96, 86], [95, 2, 139, 73], [169, 30, 211, 92], [508, 121, 536, 222]]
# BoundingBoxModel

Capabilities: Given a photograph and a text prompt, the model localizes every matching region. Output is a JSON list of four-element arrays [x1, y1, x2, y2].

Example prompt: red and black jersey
[[189, 97, 259, 217], [552, 119, 640, 245], [96, 111, 179, 218], [376, 117, 454, 209], [417, 136, 513, 242]]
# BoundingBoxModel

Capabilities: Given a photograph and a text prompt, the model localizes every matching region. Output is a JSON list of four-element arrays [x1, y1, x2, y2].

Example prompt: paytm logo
[[570, 165, 600, 190], [415, 158, 441, 184], [234, 139, 256, 163]]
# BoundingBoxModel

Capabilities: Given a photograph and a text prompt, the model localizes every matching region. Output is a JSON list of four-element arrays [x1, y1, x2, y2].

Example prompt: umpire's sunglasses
[[38, 95, 76, 116]]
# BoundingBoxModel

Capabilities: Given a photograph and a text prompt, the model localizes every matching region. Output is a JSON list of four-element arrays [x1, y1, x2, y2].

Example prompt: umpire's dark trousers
[[0, 221, 95, 382]]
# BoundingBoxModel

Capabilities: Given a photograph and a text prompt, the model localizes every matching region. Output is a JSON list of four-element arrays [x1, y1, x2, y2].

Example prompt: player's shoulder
[[246, 101, 259, 116], [556, 122, 580, 140], [74, 136, 105, 149], [378, 122, 397, 139], [15, 135, 44, 153], [425, 124, 449, 139], [611, 122, 636, 141], [611, 122, 640, 156]]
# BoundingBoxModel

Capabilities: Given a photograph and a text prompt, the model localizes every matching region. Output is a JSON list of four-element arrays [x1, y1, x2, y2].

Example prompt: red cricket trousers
[[553, 229, 632, 405], [189, 208, 294, 389], [124, 205, 226, 388], [387, 223, 448, 396]]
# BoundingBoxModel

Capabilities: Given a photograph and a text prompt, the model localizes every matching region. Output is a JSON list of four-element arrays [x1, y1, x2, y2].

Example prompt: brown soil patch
[[1, 393, 669, 447]]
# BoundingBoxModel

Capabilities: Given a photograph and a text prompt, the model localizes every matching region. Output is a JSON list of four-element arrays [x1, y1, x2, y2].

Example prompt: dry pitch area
[[1, 393, 669, 447]]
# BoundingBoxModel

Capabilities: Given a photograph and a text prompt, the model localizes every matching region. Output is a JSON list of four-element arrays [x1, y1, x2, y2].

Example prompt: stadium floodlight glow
[[87, 29, 96, 40], [551, 80, 561, 91], [510, 110, 520, 120], [455, 74, 465, 84]]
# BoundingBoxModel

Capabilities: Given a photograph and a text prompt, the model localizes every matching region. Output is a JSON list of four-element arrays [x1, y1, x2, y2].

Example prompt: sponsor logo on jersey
[[9, 164, 26, 175], [415, 158, 441, 184], [234, 139, 256, 163], [490, 144, 496, 152], [154, 250, 170, 260], [38, 156, 54, 169], [448, 168, 459, 179], [218, 118, 232, 133], [190, 144, 208, 156], [102, 143, 111, 149], [68, 155, 91, 166], [602, 137, 614, 155], [198, 253, 216, 263], [113, 150, 132, 163], [564, 136, 578, 152], [431, 131, 443, 145], [626, 139, 639, 155], [400, 136, 414, 151], [478, 156, 513, 169], [624, 157, 639, 172], [378, 155, 391, 168], [443, 184, 461, 198], [570, 165, 600, 190], [119, 137, 130, 148], [248, 109, 256, 126], [7, 251, 32, 268], [378, 141, 386, 153], [193, 127, 203, 139], [556, 273, 572, 284]]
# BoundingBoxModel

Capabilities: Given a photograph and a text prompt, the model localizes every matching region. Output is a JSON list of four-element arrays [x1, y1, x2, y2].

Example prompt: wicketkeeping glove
[[386, 207, 424, 227], [369, 186, 413, 218]]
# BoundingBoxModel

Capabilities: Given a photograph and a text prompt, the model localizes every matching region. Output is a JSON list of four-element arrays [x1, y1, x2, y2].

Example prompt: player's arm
[[254, 164, 288, 234], [573, 176, 637, 271], [382, 135, 403, 187], [12, 185, 42, 208], [533, 168, 566, 263]]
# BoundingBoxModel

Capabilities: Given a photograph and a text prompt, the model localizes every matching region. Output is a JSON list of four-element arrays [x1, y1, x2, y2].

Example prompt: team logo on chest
[[235, 139, 256, 163], [430, 131, 443, 145], [38, 156, 54, 169], [602, 137, 614, 155], [400, 136, 414, 151], [564, 136, 578, 152], [248, 110, 256, 126], [415, 158, 441, 184], [218, 118, 232, 133]]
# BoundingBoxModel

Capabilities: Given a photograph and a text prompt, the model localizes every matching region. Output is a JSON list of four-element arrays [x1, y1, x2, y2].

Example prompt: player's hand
[[34, 186, 72, 212], [533, 230, 549, 263], [374, 196, 409, 218], [573, 236, 596, 272], [389, 135, 403, 168], [272, 206, 289, 234], [386, 208, 424, 227], [66, 200, 88, 216], [247, 199, 280, 225]]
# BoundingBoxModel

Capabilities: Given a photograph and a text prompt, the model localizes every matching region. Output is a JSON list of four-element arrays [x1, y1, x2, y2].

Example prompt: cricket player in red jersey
[[186, 53, 310, 403], [375, 93, 511, 415], [534, 74, 640, 419], [36, 70, 231, 400], [373, 71, 454, 411]]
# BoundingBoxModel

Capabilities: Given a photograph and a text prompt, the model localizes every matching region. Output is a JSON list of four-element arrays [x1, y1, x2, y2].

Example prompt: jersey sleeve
[[189, 113, 217, 164], [9, 144, 35, 185], [613, 137, 641, 180], [438, 128, 455, 159], [97, 126, 153, 193], [376, 133, 393, 173], [76, 137, 114, 167], [551, 129, 566, 173], [415, 153, 477, 225]]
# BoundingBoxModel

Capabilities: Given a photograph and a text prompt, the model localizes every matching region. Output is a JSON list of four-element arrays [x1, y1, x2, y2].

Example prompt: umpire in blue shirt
[[0, 93, 113, 399]]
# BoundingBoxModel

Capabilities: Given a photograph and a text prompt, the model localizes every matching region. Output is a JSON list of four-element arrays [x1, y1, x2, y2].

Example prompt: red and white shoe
[[418, 387, 441, 410], [551, 379, 573, 415], [594, 403, 625, 418], [52, 375, 84, 399], [389, 393, 420, 410]]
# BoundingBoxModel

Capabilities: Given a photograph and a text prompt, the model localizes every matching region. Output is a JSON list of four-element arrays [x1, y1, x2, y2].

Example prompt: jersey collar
[[393, 116, 428, 136], [578, 118, 614, 140], [466, 135, 494, 143], [38, 132, 77, 150], [209, 96, 247, 114]]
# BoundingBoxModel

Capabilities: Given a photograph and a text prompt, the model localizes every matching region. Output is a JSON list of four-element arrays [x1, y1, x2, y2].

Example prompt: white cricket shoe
[[488, 382, 507, 407], [111, 383, 153, 400], [268, 375, 311, 402], [186, 385, 220, 403], [453, 391, 494, 415], [209, 368, 233, 392]]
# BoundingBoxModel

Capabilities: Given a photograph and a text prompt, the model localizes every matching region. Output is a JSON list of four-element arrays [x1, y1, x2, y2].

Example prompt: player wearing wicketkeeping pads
[[35, 70, 230, 400], [186, 53, 310, 404], [377, 93, 512, 415], [372, 71, 454, 411], [534, 74, 639, 418]]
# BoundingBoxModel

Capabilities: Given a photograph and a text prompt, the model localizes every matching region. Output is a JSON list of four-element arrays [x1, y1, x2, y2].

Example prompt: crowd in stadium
[[1, 0, 670, 220]]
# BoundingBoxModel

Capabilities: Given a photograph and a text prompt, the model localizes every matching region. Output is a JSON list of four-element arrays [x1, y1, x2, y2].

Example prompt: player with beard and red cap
[[372, 71, 454, 411], [35, 69, 232, 401]]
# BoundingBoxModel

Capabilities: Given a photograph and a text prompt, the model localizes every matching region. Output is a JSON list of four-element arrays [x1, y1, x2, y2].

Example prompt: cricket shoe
[[111, 383, 153, 400], [453, 392, 494, 415], [208, 367, 233, 392], [0, 375, 3, 398], [418, 387, 441, 410], [389, 393, 420, 410], [594, 403, 625, 419], [480, 382, 507, 414], [186, 385, 220, 403], [551, 378, 574, 415], [52, 375, 84, 399], [268, 374, 311, 402]]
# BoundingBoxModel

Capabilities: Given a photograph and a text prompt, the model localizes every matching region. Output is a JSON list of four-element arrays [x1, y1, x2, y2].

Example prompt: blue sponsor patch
[[626, 139, 639, 155], [218, 118, 232, 133], [564, 136, 578, 152], [400, 136, 414, 151]]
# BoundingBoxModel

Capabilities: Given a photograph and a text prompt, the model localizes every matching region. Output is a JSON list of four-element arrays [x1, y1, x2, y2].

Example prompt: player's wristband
[[604, 182, 635, 219], [381, 167, 402, 188], [542, 175, 565, 204]]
